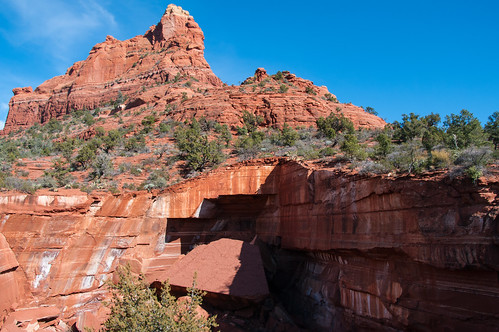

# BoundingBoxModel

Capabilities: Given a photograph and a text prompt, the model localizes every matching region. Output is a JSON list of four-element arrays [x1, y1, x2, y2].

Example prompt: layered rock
[[0, 159, 498, 330], [3, 4, 222, 134], [2, 5, 385, 135]]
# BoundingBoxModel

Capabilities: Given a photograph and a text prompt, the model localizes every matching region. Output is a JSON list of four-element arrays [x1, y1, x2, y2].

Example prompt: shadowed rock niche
[[159, 194, 272, 309], [165, 194, 272, 254]]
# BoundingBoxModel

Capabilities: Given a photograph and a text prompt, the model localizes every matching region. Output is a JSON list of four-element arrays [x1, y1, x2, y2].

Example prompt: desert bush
[[386, 140, 426, 173], [454, 145, 492, 168], [37, 175, 58, 190], [2, 177, 36, 194], [237, 111, 263, 135], [357, 160, 389, 175], [279, 84, 289, 93], [341, 134, 367, 160], [214, 123, 232, 147], [319, 146, 337, 158], [102, 129, 123, 153], [272, 123, 299, 146], [316, 112, 354, 139], [364, 106, 378, 116], [141, 170, 169, 191], [429, 149, 452, 168], [82, 112, 95, 126], [465, 165, 483, 184], [124, 135, 147, 154], [174, 119, 225, 172], [45, 158, 74, 187], [305, 86, 316, 95], [74, 144, 96, 169], [324, 93, 338, 102], [104, 265, 217, 332], [44, 118, 63, 134], [89, 153, 115, 179]]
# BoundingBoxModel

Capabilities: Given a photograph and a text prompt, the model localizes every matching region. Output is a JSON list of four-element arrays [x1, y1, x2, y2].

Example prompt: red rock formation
[[2, 5, 385, 135], [0, 159, 498, 330], [2, 4, 222, 134]]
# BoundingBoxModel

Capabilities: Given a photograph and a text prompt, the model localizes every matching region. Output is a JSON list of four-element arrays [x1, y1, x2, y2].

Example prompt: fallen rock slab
[[159, 238, 269, 307]]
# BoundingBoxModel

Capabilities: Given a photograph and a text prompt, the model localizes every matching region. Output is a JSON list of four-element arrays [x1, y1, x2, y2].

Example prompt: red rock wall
[[0, 160, 278, 327], [0, 159, 497, 330], [257, 161, 499, 331]]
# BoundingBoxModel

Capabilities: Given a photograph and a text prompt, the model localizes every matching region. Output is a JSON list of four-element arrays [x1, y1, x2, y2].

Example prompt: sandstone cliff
[[0, 159, 498, 330], [2, 5, 384, 135]]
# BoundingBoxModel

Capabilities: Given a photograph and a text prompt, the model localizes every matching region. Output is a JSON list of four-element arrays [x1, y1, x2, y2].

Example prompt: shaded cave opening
[[165, 194, 272, 254]]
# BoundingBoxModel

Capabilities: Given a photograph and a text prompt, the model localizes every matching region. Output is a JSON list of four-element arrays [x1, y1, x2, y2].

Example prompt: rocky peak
[[253, 68, 269, 82], [1, 4, 385, 135], [144, 4, 204, 51]]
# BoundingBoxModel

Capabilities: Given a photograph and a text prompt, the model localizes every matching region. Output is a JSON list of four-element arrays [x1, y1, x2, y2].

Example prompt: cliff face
[[3, 4, 222, 134], [2, 5, 385, 135], [0, 159, 498, 330]]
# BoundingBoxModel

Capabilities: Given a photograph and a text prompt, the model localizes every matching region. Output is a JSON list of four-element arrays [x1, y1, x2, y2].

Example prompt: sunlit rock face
[[0, 158, 498, 330], [2, 4, 385, 136]]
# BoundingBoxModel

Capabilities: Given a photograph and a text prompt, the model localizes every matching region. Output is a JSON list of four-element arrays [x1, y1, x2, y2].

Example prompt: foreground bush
[[104, 265, 217, 332]]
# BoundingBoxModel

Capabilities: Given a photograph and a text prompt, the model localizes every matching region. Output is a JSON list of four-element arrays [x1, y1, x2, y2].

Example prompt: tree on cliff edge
[[104, 265, 217, 332]]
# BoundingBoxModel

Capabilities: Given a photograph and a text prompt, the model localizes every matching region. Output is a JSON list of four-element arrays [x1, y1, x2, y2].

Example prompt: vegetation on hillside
[[0, 84, 497, 195]]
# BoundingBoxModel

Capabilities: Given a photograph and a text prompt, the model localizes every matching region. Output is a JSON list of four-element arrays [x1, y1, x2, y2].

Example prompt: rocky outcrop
[[0, 159, 498, 330], [2, 4, 222, 134], [2, 5, 385, 135]]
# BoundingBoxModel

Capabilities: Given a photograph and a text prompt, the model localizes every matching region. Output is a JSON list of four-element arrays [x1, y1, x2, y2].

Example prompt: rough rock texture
[[0, 159, 498, 331], [2, 5, 385, 135], [3, 4, 222, 134], [162, 238, 269, 307]]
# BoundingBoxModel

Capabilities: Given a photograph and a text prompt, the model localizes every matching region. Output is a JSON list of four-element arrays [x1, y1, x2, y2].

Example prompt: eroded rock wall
[[0, 159, 498, 330], [0, 160, 277, 327], [257, 161, 499, 331]]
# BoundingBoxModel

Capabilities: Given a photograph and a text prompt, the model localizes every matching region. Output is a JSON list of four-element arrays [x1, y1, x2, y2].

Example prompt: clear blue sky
[[1, 0, 498, 130]]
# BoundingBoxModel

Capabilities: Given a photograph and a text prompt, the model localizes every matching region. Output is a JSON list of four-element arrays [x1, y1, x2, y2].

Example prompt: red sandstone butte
[[2, 4, 385, 135]]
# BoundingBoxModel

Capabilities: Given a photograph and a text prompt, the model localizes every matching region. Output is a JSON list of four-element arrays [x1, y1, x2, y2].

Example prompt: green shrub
[[316, 113, 354, 139], [74, 144, 94, 169], [89, 153, 114, 179], [364, 106, 378, 116], [238, 111, 263, 134], [104, 265, 217, 332], [444, 109, 485, 149], [279, 84, 289, 93], [124, 135, 147, 153], [374, 133, 393, 157], [305, 87, 316, 95], [141, 170, 169, 191], [341, 134, 367, 160], [272, 71, 284, 81], [324, 93, 338, 102], [174, 119, 225, 172], [277, 123, 299, 146], [83, 112, 95, 126], [465, 165, 483, 184]]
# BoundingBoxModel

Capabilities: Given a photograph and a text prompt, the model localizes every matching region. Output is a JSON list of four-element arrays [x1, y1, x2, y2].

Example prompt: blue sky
[[1, 0, 498, 130]]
